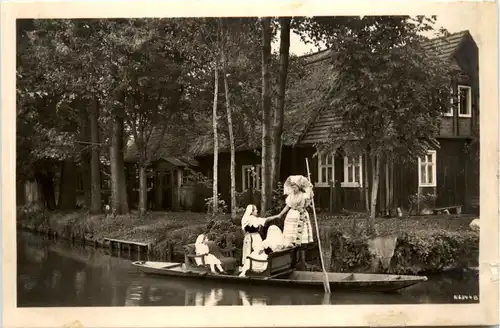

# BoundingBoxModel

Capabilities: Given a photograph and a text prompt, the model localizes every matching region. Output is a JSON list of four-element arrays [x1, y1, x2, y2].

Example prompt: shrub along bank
[[310, 215, 479, 274], [16, 206, 478, 275]]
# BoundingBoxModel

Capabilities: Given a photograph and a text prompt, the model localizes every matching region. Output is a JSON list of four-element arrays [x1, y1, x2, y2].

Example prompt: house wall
[[465, 139, 479, 213], [377, 157, 418, 213], [124, 160, 189, 211], [294, 138, 478, 214], [195, 149, 262, 206], [439, 73, 476, 138], [438, 35, 479, 139], [293, 146, 415, 213], [292, 146, 365, 213], [375, 140, 467, 212], [435, 139, 466, 207], [438, 34, 479, 212], [380, 138, 478, 213], [193, 146, 313, 209], [190, 137, 478, 215]]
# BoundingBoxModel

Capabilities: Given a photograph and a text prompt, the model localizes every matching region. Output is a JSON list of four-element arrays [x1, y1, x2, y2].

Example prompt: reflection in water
[[239, 291, 268, 306], [148, 287, 163, 303], [17, 231, 479, 307], [206, 289, 223, 306], [51, 270, 62, 289], [125, 282, 144, 306], [74, 271, 85, 297], [193, 289, 224, 306], [111, 281, 120, 306]]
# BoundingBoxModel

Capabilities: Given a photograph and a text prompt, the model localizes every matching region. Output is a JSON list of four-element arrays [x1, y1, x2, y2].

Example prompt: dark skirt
[[244, 225, 260, 233]]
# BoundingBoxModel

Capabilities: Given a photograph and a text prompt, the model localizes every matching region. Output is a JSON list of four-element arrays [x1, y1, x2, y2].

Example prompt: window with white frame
[[418, 150, 437, 187], [242, 164, 261, 191], [317, 153, 335, 186], [444, 87, 454, 117], [342, 156, 363, 187], [458, 85, 472, 117]]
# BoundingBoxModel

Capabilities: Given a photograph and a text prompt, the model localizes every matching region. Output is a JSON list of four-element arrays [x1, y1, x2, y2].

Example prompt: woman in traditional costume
[[240, 204, 277, 266], [276, 175, 314, 247], [239, 225, 285, 277]]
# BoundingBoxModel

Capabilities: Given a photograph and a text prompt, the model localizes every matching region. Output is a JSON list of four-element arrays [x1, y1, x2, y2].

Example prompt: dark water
[[17, 231, 479, 307]]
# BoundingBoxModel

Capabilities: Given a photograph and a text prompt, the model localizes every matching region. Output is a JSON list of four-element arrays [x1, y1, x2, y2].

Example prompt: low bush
[[391, 229, 479, 274], [204, 194, 228, 215], [309, 220, 479, 274]]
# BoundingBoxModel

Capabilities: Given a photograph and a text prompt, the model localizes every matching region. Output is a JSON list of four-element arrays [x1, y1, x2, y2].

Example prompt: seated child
[[195, 234, 225, 274]]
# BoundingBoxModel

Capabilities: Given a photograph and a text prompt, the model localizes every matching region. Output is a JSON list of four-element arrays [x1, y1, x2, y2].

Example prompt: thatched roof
[[189, 134, 261, 157], [124, 126, 199, 166], [291, 50, 341, 145], [422, 30, 471, 61]]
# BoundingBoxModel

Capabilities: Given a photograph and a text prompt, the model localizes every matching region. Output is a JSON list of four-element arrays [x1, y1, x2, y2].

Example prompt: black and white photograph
[[2, 1, 498, 327]]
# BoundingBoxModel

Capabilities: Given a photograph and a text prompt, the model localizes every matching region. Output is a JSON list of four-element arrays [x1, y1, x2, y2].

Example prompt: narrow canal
[[17, 231, 479, 307]]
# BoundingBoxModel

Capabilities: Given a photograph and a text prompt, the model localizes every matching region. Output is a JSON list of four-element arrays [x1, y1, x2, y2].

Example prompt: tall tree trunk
[[389, 159, 394, 212], [58, 159, 77, 210], [110, 115, 129, 215], [385, 160, 390, 216], [369, 153, 381, 233], [260, 17, 273, 215], [220, 20, 236, 218], [25, 180, 43, 208], [138, 164, 147, 214], [212, 56, 219, 214], [89, 99, 102, 213], [364, 152, 369, 212], [78, 106, 91, 209], [80, 153, 91, 209], [36, 171, 56, 210], [17, 181, 26, 206], [271, 17, 291, 190], [119, 133, 129, 214]]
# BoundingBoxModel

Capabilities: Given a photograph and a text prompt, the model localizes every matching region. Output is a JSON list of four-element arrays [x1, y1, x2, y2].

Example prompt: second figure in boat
[[239, 225, 286, 277], [240, 204, 279, 268]]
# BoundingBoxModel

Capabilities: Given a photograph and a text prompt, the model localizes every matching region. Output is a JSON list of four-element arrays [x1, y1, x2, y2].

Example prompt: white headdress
[[283, 175, 314, 199], [195, 234, 209, 258], [241, 204, 255, 230], [195, 234, 206, 245]]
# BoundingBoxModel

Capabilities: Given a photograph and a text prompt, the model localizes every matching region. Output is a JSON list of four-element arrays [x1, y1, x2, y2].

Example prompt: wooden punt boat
[[132, 260, 428, 293]]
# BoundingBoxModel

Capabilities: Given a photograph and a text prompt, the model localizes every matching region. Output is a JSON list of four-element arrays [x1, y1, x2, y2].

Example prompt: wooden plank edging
[[103, 237, 150, 247]]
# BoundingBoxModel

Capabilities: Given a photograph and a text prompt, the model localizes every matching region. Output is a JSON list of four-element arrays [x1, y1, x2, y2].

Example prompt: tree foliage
[[298, 16, 457, 160]]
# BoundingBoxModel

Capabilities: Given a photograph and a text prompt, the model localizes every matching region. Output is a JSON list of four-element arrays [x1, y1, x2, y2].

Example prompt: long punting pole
[[305, 158, 331, 294]]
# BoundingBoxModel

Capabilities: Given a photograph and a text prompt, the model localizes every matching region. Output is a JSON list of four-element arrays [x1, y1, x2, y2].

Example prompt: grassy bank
[[17, 206, 479, 274]]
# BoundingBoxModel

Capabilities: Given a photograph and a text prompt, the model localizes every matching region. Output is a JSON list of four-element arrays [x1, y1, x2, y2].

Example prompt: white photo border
[[2, 1, 498, 327]]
